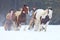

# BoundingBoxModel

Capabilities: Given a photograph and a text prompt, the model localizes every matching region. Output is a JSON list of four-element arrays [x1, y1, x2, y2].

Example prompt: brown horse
[[17, 5, 29, 25], [13, 5, 29, 30]]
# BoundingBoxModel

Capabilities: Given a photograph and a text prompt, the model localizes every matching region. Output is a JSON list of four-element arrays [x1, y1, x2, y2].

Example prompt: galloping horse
[[18, 6, 28, 23], [18, 5, 29, 25], [40, 8, 53, 31], [13, 5, 29, 30], [33, 8, 53, 31], [4, 9, 15, 31]]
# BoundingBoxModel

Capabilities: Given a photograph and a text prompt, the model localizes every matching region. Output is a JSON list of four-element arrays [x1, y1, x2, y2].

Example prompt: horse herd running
[[4, 5, 53, 32]]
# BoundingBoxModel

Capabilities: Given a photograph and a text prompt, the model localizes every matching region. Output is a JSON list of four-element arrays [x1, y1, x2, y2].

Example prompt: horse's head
[[44, 8, 53, 19], [22, 5, 29, 14]]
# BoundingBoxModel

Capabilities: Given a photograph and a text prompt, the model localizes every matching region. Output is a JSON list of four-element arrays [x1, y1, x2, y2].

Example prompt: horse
[[33, 8, 53, 31], [40, 9, 53, 31], [4, 12, 13, 31], [28, 10, 36, 30], [13, 10, 22, 30], [18, 5, 29, 25], [13, 5, 29, 30]]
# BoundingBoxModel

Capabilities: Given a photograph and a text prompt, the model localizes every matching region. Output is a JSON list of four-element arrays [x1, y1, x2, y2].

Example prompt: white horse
[[34, 8, 53, 31]]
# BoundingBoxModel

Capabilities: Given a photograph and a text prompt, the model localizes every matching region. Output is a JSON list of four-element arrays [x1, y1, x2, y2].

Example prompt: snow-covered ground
[[0, 25, 60, 32], [0, 25, 60, 40]]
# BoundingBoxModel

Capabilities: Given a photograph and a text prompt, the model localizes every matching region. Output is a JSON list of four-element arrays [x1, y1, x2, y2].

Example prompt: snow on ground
[[0, 25, 60, 40], [0, 25, 60, 32]]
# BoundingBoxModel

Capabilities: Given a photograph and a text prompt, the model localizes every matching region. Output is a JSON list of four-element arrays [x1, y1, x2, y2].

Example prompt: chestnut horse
[[13, 6, 29, 30], [17, 5, 29, 25]]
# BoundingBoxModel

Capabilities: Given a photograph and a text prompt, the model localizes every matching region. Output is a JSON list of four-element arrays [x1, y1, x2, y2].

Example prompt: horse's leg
[[17, 23, 21, 31], [42, 24, 47, 32], [28, 18, 34, 30], [40, 24, 46, 31], [19, 24, 21, 28], [44, 21, 50, 32], [4, 24, 7, 31], [15, 22, 20, 31], [34, 19, 39, 31], [13, 21, 17, 31], [41, 24, 48, 32], [38, 20, 43, 31], [16, 18, 21, 31]]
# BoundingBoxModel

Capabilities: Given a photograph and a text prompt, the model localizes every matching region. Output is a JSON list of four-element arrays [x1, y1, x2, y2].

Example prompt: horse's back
[[15, 11, 21, 17], [34, 9, 45, 20]]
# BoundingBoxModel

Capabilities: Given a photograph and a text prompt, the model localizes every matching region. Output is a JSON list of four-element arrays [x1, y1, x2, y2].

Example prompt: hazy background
[[0, 0, 60, 26]]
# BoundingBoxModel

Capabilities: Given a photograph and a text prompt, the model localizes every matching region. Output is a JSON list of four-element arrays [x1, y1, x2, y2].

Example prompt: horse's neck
[[48, 9, 53, 19]]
